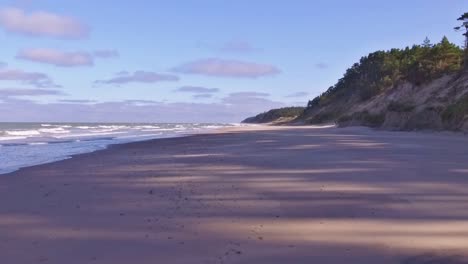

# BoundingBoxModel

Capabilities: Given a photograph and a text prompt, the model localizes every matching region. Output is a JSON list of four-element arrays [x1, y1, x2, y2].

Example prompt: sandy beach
[[1, 125, 468, 264]]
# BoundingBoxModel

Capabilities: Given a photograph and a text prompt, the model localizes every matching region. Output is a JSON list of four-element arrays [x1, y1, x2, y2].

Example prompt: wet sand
[[1, 125, 468, 264]]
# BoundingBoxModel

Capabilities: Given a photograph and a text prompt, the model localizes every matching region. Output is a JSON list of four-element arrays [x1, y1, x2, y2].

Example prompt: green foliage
[[308, 111, 340, 124], [242, 107, 305, 123], [454, 12, 468, 38], [423, 37, 432, 48], [387, 101, 415, 112], [337, 111, 385, 127], [441, 95, 468, 126], [307, 96, 321, 108], [306, 37, 463, 110], [455, 12, 468, 69]]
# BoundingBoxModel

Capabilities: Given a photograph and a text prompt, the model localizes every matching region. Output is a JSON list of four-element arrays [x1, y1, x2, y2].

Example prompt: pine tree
[[455, 12, 468, 69], [423, 37, 432, 48]]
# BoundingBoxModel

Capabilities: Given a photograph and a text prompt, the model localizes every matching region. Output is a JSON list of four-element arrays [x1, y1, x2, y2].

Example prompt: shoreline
[[1, 125, 468, 263], [3, 123, 466, 176], [0, 124, 246, 176]]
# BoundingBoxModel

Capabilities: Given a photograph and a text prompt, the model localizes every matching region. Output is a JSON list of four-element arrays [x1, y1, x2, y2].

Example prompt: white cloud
[[17, 48, 94, 67], [58, 99, 96, 104], [0, 7, 89, 39], [0, 88, 64, 98], [16, 48, 119, 67], [0, 68, 59, 88], [227, 92, 269, 98], [173, 58, 281, 78], [123, 100, 161, 105], [174, 86, 219, 93], [222, 92, 273, 106], [193, 94, 213, 99], [285, 91, 308, 98], [0, 93, 284, 123], [96, 71, 180, 85]]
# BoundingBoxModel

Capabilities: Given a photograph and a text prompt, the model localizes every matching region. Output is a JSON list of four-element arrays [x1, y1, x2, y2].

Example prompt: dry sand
[[1, 125, 468, 264]]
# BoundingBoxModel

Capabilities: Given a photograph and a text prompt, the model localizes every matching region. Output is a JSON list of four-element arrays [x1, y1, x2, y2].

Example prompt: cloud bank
[[17, 48, 93, 67], [222, 92, 271, 105], [16, 48, 119, 67], [58, 99, 96, 104], [173, 58, 280, 78], [0, 88, 64, 99], [0, 7, 89, 39], [285, 91, 308, 98], [193, 94, 213, 99], [0, 92, 284, 123], [0, 68, 59, 88], [97, 71, 180, 85], [174, 86, 219, 94]]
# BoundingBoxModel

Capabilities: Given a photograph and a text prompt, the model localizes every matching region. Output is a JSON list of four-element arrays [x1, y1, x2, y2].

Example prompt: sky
[[0, 0, 467, 123]]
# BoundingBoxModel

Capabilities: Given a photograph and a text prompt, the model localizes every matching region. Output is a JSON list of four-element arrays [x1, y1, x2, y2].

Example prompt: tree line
[[307, 12, 468, 110]]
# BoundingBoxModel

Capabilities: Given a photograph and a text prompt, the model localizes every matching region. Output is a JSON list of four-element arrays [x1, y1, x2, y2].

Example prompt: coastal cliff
[[243, 37, 468, 132]]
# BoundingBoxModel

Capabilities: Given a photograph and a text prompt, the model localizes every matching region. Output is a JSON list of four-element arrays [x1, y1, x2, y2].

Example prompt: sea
[[0, 122, 239, 174]]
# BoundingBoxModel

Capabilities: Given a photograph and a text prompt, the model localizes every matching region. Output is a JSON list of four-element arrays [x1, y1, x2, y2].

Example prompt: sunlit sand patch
[[13, 226, 155, 240], [0, 214, 47, 226], [451, 169, 468, 174], [337, 139, 389, 147], [200, 218, 468, 252], [172, 153, 226, 158], [255, 140, 277, 143], [218, 168, 376, 175], [279, 144, 321, 150]]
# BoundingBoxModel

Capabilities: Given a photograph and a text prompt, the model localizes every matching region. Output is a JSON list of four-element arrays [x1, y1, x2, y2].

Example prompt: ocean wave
[[132, 125, 161, 130], [116, 133, 163, 139], [5, 130, 41, 136], [55, 131, 126, 139], [98, 125, 129, 130], [38, 127, 70, 134], [0, 123, 234, 175], [0, 135, 27, 141]]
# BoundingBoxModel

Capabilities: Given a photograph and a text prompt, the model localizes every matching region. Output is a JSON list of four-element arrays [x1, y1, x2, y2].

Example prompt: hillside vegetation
[[299, 37, 465, 126], [242, 107, 305, 124], [243, 13, 468, 132], [243, 39, 468, 131]]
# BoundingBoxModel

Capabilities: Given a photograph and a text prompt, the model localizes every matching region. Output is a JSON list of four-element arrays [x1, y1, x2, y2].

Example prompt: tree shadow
[[1, 126, 468, 263]]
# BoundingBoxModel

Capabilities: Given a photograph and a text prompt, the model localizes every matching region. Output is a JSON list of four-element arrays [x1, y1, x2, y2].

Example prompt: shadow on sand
[[1, 127, 468, 263]]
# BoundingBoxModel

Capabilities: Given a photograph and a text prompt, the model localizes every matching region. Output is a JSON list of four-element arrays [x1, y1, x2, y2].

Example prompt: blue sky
[[0, 0, 467, 122]]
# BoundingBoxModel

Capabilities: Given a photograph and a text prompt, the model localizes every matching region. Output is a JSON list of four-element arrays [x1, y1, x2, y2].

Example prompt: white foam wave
[[38, 128, 70, 134], [5, 130, 41, 136], [0, 135, 27, 141], [28, 142, 48, 145], [0, 123, 234, 175]]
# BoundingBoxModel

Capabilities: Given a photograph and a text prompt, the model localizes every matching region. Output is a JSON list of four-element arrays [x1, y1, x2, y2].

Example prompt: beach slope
[[1, 126, 468, 264]]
